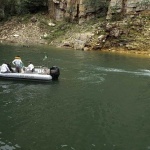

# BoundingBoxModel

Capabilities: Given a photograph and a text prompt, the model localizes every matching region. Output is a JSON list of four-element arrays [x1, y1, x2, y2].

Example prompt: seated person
[[7, 63, 14, 73], [26, 61, 35, 72], [0, 63, 11, 73]]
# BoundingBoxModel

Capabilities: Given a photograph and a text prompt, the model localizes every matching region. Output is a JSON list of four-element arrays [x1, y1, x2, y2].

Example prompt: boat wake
[[76, 65, 150, 84], [95, 67, 150, 77]]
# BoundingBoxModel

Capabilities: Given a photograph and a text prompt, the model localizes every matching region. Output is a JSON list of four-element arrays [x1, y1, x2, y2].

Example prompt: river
[[0, 44, 150, 150]]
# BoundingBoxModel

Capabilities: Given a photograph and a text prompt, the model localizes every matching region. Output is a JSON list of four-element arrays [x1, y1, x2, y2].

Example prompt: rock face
[[48, 0, 150, 22], [48, 0, 109, 23], [107, 0, 150, 19], [61, 32, 94, 50]]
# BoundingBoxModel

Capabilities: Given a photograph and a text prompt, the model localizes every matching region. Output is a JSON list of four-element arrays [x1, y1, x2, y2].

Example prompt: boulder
[[98, 35, 107, 42], [74, 39, 85, 50]]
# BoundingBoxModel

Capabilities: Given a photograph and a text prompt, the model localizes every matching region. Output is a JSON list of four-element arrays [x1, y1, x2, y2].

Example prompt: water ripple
[[0, 138, 21, 150], [77, 71, 106, 84], [95, 67, 150, 77]]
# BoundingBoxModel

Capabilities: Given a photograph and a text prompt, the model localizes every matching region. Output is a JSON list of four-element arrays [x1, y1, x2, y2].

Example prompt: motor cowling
[[50, 66, 60, 80]]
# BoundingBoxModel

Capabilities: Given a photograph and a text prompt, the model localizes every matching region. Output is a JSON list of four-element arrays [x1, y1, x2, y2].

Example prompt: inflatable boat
[[0, 66, 60, 82]]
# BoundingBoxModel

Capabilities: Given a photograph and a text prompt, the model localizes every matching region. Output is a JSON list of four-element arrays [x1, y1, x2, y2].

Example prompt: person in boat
[[12, 56, 24, 73], [26, 61, 35, 73], [0, 63, 11, 73], [7, 63, 14, 73]]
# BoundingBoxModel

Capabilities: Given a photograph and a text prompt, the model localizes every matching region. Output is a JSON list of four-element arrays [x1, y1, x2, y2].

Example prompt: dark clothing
[[7, 64, 14, 72], [16, 66, 21, 73], [7, 64, 14, 73]]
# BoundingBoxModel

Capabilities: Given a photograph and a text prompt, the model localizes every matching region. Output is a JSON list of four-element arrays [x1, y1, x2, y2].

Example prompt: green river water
[[0, 44, 150, 150]]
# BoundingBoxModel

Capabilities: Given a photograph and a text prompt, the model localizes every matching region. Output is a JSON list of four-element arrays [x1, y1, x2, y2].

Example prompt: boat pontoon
[[0, 66, 60, 82]]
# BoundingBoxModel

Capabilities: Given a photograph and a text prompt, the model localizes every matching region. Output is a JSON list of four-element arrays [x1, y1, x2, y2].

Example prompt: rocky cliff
[[0, 0, 149, 55], [107, 0, 150, 19], [48, 0, 150, 23], [48, 0, 110, 24], [1, 0, 149, 23]]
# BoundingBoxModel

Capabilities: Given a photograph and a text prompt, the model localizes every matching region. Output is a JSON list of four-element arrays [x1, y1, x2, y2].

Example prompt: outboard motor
[[50, 66, 60, 80]]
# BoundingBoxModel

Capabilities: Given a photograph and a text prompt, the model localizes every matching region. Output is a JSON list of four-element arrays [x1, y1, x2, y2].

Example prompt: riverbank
[[101, 48, 150, 58], [0, 12, 150, 56]]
